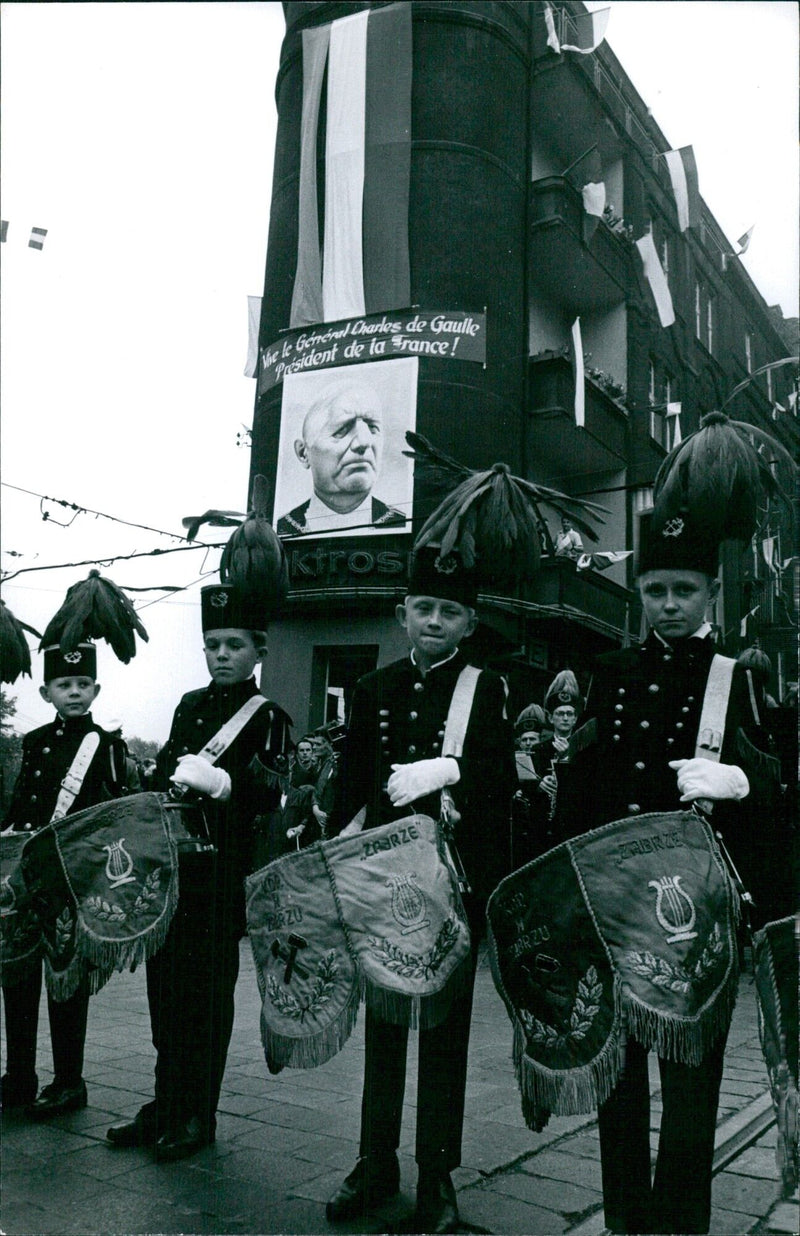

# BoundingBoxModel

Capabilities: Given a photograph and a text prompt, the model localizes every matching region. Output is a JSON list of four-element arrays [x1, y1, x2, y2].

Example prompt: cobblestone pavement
[[1, 943, 794, 1235]]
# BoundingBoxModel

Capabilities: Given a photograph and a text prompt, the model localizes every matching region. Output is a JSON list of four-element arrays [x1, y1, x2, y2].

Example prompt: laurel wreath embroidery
[[267, 949, 339, 1021], [84, 895, 126, 924], [626, 921, 725, 995], [368, 915, 459, 980], [131, 869, 162, 916], [519, 965, 603, 1050], [81, 868, 165, 925]]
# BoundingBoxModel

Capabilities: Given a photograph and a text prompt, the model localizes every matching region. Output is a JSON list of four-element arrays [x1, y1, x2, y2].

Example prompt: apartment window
[[309, 645, 378, 729], [706, 297, 715, 354], [745, 331, 753, 373]]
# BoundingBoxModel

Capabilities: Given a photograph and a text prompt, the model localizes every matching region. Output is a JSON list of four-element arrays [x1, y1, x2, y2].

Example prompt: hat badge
[[63, 650, 83, 664], [210, 591, 229, 608], [434, 553, 458, 575], [662, 517, 685, 538]]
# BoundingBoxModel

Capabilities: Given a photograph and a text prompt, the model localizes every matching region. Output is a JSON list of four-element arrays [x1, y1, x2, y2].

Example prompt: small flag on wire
[[28, 226, 47, 250], [736, 225, 754, 254], [0, 221, 8, 243], [570, 317, 585, 427], [662, 146, 700, 232], [561, 7, 610, 55], [576, 550, 632, 573], [635, 232, 675, 328], [244, 295, 262, 378]]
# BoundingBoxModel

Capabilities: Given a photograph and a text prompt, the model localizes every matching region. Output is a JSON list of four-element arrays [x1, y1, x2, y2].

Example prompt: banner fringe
[[512, 977, 625, 1124], [362, 951, 472, 1030], [261, 977, 361, 1070], [622, 961, 739, 1066]]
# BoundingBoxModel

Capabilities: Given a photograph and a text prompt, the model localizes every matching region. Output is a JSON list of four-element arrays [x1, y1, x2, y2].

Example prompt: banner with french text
[[258, 309, 486, 393]]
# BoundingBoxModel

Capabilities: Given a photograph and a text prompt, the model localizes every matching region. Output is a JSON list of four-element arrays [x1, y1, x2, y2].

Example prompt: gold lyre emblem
[[387, 872, 430, 937], [648, 875, 697, 944], [103, 838, 136, 889]]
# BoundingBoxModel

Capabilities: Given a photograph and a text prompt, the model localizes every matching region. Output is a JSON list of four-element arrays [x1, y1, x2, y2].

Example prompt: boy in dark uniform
[[326, 547, 516, 1234], [106, 584, 291, 1162], [556, 502, 781, 1235], [1, 641, 128, 1117]]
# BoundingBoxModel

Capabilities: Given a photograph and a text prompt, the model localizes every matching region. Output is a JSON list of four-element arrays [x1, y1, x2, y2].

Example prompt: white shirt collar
[[653, 620, 713, 648], [410, 647, 460, 673]]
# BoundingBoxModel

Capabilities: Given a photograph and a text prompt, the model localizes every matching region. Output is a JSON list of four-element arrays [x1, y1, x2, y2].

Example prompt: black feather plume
[[0, 600, 41, 683], [404, 434, 607, 581], [40, 571, 149, 664], [652, 411, 796, 544]]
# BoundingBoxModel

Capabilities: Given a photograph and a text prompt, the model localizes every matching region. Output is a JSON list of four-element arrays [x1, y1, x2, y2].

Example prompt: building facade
[[249, 0, 798, 732]]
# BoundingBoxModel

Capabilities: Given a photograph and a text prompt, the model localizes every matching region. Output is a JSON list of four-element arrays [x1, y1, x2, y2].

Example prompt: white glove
[[668, 759, 749, 803], [387, 757, 460, 808], [170, 754, 232, 802]]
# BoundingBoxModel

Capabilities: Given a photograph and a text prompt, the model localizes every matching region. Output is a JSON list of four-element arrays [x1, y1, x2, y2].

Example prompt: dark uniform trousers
[[557, 631, 776, 1235], [360, 895, 485, 1169], [145, 852, 240, 1133], [2, 713, 124, 1091], [149, 677, 290, 1135], [333, 651, 516, 1172]]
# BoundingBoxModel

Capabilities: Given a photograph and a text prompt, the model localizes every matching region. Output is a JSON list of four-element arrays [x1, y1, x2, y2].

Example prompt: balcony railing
[[528, 353, 628, 477], [530, 176, 631, 312]]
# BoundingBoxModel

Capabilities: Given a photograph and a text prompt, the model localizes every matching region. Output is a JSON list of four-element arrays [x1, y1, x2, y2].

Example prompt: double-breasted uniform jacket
[[556, 630, 779, 904], [155, 676, 291, 933], [4, 713, 128, 833], [333, 649, 517, 900]]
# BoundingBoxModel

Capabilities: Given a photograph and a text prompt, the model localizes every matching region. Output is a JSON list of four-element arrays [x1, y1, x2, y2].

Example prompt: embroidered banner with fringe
[[18, 792, 193, 1000], [1, 832, 43, 987], [246, 813, 471, 1070], [487, 810, 740, 1131]]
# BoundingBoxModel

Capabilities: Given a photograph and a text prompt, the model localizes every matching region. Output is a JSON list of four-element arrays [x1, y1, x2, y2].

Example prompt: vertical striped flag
[[28, 226, 48, 250], [561, 7, 610, 54], [544, 2, 561, 53], [571, 317, 585, 427], [662, 146, 700, 232], [666, 401, 682, 446], [290, 3, 412, 328], [635, 233, 675, 328], [581, 180, 606, 244], [244, 296, 262, 378]]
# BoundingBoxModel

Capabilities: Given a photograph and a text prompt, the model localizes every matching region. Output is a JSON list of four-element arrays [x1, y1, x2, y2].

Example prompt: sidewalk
[[1, 943, 793, 1235]]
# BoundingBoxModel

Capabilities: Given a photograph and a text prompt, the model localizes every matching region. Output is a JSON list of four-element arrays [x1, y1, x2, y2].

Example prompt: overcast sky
[[1, 1, 797, 743]]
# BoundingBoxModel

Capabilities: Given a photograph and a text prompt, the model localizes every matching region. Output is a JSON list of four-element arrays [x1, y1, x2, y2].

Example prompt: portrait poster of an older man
[[274, 357, 417, 538]]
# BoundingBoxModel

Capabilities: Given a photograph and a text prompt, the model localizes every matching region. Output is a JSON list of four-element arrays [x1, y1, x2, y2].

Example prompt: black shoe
[[1, 1072, 38, 1110], [107, 1103, 159, 1149], [325, 1154, 401, 1222], [28, 1079, 87, 1120], [154, 1115, 215, 1163], [415, 1166, 459, 1234]]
